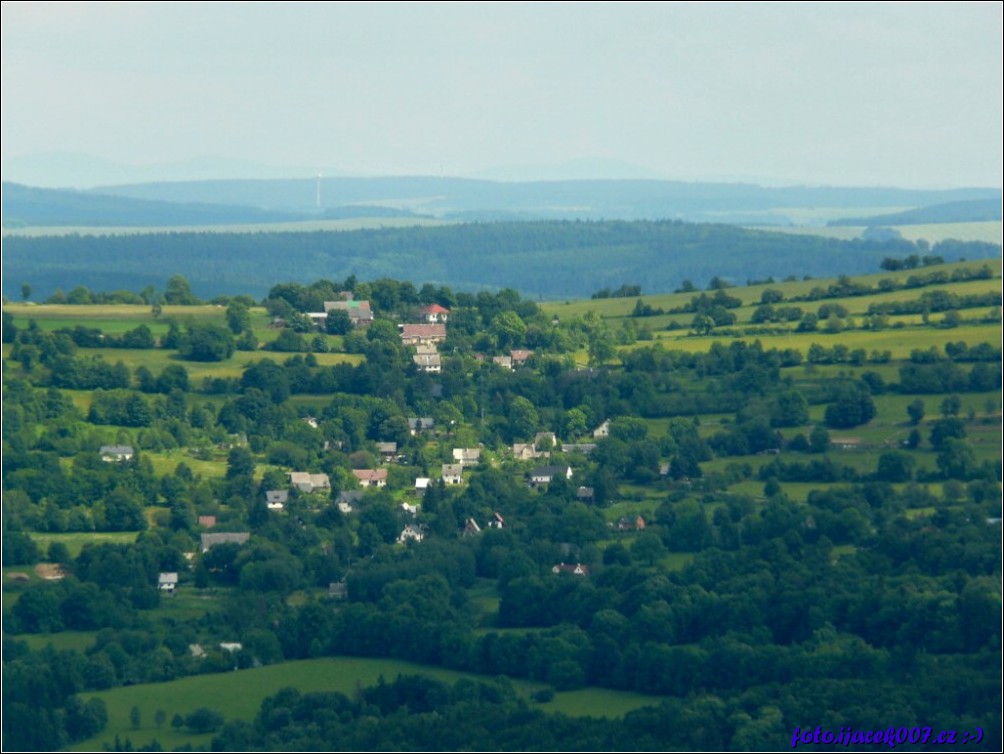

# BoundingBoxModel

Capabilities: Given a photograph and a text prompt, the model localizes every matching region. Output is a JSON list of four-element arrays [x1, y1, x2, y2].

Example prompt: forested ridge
[[2, 260, 1001, 751], [4, 219, 1000, 301]]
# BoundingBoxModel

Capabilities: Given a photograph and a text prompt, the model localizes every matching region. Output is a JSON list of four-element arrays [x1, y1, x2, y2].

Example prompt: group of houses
[[402, 304, 450, 372], [130, 402, 620, 601], [306, 294, 376, 329]]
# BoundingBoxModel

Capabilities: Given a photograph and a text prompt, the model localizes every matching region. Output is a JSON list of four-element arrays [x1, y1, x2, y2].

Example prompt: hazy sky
[[2, 1, 1001, 187]]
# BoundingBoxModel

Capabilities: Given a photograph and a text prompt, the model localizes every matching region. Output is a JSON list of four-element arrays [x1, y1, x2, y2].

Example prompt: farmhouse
[[530, 465, 573, 486], [337, 491, 364, 513], [265, 490, 288, 510], [441, 463, 464, 485], [398, 524, 425, 544], [408, 417, 435, 435], [452, 447, 481, 467], [552, 563, 590, 576], [376, 441, 398, 459], [200, 532, 250, 552], [413, 352, 442, 372], [353, 468, 388, 488], [289, 472, 331, 493], [512, 442, 548, 461], [510, 349, 533, 367], [421, 303, 451, 323], [100, 445, 134, 462], [463, 518, 482, 536], [400, 323, 447, 346], [324, 299, 374, 327], [158, 572, 179, 592]]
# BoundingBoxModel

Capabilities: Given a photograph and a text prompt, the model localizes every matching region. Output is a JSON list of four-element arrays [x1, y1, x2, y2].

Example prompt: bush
[[185, 707, 224, 733]]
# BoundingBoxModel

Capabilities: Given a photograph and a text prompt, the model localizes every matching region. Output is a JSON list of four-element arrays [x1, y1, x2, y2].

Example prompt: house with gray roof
[[200, 532, 250, 552]]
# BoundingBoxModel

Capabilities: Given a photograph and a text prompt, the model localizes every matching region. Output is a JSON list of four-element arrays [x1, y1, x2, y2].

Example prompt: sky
[[2, 1, 1001, 188]]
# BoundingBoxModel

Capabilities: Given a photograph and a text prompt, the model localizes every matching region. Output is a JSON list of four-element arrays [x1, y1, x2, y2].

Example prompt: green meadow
[[72, 656, 664, 751], [542, 259, 1002, 317], [28, 531, 140, 558]]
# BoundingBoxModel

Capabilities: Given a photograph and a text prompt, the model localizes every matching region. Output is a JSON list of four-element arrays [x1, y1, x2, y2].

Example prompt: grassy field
[[0, 343, 365, 383], [14, 630, 98, 653], [5, 303, 228, 326], [28, 531, 140, 557], [72, 656, 664, 751], [634, 322, 1000, 360], [541, 259, 1002, 318]]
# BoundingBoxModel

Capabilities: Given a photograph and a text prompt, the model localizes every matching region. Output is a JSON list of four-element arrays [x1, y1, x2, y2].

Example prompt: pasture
[[72, 656, 664, 751], [541, 259, 1002, 318], [28, 531, 140, 557]]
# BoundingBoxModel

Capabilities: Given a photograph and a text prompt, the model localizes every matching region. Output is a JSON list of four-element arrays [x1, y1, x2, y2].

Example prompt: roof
[[100, 444, 134, 455], [200, 532, 250, 552], [376, 442, 398, 454], [463, 518, 481, 535], [442, 463, 464, 477], [531, 465, 572, 479], [338, 491, 365, 504], [452, 448, 481, 462], [353, 468, 388, 483], [325, 299, 371, 312], [510, 349, 534, 362], [413, 353, 442, 369], [552, 562, 590, 575], [289, 472, 330, 490], [400, 323, 447, 339], [422, 304, 451, 315], [158, 572, 179, 584], [398, 524, 425, 543], [408, 417, 435, 430], [265, 490, 289, 504]]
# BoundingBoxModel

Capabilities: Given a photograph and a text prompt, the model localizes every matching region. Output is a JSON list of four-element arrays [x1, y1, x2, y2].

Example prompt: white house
[[441, 463, 464, 485], [158, 572, 179, 592]]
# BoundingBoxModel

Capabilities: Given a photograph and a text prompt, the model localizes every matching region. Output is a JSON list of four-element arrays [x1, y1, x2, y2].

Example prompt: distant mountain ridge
[[828, 199, 1003, 227], [0, 183, 421, 228], [85, 177, 1002, 225], [1, 182, 305, 228]]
